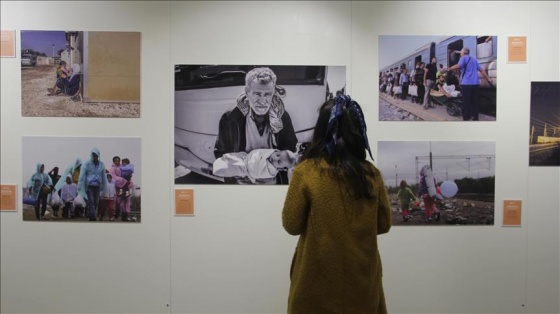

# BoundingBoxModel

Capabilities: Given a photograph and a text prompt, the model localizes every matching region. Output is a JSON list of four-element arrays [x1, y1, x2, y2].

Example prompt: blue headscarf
[[325, 95, 373, 160]]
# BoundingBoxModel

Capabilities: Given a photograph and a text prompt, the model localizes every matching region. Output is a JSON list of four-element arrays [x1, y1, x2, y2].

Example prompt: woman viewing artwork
[[282, 95, 392, 313]]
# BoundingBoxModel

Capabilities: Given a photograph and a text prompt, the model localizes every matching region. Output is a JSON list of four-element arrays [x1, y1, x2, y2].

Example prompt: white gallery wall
[[1, 1, 559, 314]]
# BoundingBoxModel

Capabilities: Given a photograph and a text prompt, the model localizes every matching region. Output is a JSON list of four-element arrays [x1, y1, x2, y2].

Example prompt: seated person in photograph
[[446, 69, 461, 90], [48, 61, 69, 94], [430, 72, 461, 98], [214, 67, 297, 184], [48, 64, 81, 96], [213, 148, 297, 184]]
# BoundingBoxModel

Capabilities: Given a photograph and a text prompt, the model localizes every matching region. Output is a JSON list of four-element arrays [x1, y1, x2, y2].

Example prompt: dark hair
[[301, 98, 376, 199], [113, 156, 120, 162], [400, 180, 408, 189], [122, 158, 130, 164]]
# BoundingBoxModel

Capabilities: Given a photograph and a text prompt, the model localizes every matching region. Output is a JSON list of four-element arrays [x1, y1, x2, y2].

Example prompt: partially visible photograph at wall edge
[[529, 81, 560, 166]]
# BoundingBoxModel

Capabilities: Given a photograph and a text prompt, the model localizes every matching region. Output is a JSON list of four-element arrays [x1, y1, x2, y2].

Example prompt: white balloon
[[440, 180, 459, 198]]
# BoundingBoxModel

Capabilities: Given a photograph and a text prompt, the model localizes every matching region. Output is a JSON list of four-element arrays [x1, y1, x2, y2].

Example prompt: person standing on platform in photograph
[[447, 47, 493, 121], [392, 67, 400, 98], [409, 63, 418, 103], [423, 57, 438, 109], [414, 62, 426, 105], [214, 67, 297, 184], [282, 95, 392, 314], [386, 68, 394, 95], [78, 147, 107, 222], [399, 67, 410, 100], [27, 162, 53, 220]]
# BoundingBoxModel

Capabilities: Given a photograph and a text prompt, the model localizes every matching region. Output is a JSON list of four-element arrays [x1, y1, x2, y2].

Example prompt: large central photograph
[[174, 65, 346, 185]]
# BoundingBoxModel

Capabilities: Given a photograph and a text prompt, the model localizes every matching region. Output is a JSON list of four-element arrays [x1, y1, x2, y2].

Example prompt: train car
[[380, 41, 433, 76]]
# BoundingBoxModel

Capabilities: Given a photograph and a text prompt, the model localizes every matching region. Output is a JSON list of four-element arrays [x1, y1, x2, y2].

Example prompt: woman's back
[[282, 158, 391, 313], [282, 95, 391, 313]]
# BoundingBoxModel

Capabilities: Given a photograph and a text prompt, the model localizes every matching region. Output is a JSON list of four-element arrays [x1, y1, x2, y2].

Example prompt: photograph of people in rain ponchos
[[22, 136, 141, 223]]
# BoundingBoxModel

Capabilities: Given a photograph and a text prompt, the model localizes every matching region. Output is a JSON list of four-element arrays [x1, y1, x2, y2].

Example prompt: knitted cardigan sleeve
[[376, 171, 392, 235], [282, 167, 309, 236]]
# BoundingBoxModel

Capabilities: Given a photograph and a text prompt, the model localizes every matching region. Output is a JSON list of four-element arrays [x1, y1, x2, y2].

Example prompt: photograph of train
[[379, 35, 497, 122], [529, 81, 560, 166]]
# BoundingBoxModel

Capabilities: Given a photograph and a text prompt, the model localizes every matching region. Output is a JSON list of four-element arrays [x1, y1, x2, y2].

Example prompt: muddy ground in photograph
[[22, 203, 141, 223], [389, 194, 494, 226], [21, 65, 140, 118]]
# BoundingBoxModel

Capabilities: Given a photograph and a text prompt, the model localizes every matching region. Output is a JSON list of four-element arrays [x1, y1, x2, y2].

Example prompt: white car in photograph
[[21, 54, 37, 66]]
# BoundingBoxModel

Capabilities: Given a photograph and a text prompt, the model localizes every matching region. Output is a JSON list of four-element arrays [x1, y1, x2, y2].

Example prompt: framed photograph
[[377, 140, 496, 226], [174, 65, 346, 185], [22, 136, 141, 222], [378, 35, 497, 121], [529, 81, 560, 166], [21, 30, 141, 118]]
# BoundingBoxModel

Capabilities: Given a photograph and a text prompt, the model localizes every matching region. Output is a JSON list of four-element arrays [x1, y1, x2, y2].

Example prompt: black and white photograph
[[174, 65, 346, 185], [377, 141, 496, 226], [378, 35, 497, 121], [529, 81, 560, 166], [22, 136, 141, 223], [21, 30, 141, 118]]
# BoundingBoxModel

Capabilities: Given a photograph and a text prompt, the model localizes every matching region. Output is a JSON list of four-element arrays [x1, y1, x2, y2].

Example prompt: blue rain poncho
[[77, 147, 107, 199], [27, 162, 53, 199], [54, 157, 82, 192]]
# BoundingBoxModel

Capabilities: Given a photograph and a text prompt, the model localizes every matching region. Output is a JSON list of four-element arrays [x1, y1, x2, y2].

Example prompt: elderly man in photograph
[[214, 67, 297, 184], [448, 47, 492, 121]]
